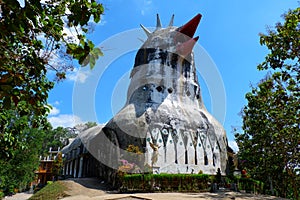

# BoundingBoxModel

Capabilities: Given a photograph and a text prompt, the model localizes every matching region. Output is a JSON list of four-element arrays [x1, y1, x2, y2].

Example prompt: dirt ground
[[60, 178, 287, 200]]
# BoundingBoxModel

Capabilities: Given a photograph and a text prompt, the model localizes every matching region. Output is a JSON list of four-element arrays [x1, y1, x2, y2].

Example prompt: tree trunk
[[268, 175, 274, 196], [287, 167, 299, 200]]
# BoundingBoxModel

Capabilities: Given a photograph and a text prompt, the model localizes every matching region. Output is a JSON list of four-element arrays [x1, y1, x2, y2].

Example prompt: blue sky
[[47, 0, 299, 151]]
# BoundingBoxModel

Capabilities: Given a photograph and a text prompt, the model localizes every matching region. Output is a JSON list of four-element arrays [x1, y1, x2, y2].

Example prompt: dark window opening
[[182, 61, 191, 78], [171, 54, 178, 69], [156, 86, 163, 92], [194, 85, 198, 93], [134, 48, 156, 68], [204, 155, 208, 165], [186, 90, 191, 96], [185, 150, 188, 164], [167, 88, 173, 93]]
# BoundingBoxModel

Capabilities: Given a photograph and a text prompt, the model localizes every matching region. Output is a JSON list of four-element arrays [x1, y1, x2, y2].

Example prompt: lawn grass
[[29, 181, 69, 200]]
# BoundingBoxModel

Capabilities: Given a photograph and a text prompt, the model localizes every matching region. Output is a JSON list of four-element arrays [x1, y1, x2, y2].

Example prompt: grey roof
[[61, 125, 104, 154]]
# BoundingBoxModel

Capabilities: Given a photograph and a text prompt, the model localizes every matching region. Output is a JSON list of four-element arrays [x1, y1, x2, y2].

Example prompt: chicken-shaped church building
[[62, 14, 228, 183]]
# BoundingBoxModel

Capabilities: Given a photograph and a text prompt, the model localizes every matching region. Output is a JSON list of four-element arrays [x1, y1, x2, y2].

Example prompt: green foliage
[[0, 0, 104, 135], [40, 122, 98, 157], [235, 7, 300, 199], [120, 173, 210, 192], [258, 7, 300, 71], [52, 152, 63, 178], [0, 125, 46, 194], [0, 102, 51, 160], [0, 0, 104, 157], [29, 181, 68, 200], [84, 121, 98, 129], [40, 127, 69, 156], [235, 177, 264, 194], [0, 0, 104, 196]]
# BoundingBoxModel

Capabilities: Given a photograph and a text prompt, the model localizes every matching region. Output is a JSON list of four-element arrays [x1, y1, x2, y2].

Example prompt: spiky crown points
[[139, 14, 201, 57]]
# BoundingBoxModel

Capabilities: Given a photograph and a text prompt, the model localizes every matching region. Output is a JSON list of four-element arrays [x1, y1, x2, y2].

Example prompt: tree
[[0, 116, 47, 194], [84, 121, 98, 129], [74, 121, 98, 132], [0, 0, 103, 159], [235, 7, 300, 199], [52, 152, 63, 180], [40, 122, 98, 156], [40, 126, 69, 156], [0, 0, 104, 194]]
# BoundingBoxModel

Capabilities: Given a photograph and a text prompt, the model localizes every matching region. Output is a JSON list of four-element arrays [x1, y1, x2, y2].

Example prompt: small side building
[[61, 129, 103, 178], [35, 148, 60, 185], [61, 126, 116, 184]]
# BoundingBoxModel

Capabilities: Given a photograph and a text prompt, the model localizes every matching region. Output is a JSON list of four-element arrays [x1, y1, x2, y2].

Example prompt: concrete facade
[[103, 13, 228, 175], [62, 14, 228, 184]]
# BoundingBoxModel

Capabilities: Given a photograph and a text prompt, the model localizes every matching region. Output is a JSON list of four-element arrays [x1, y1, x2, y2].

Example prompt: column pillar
[[70, 160, 73, 176], [73, 159, 77, 178], [78, 157, 84, 178]]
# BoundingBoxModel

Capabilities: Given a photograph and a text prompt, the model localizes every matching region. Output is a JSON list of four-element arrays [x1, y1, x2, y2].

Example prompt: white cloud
[[228, 140, 239, 153], [53, 101, 60, 106], [49, 106, 60, 116], [47, 101, 84, 128], [48, 114, 83, 128], [67, 68, 90, 83]]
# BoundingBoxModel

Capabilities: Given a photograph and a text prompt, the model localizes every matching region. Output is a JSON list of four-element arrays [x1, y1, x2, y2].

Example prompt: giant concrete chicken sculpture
[[78, 13, 228, 180]]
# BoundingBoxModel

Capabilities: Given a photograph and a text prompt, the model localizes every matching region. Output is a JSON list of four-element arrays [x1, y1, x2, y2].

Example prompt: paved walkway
[[62, 192, 287, 200], [4, 192, 32, 200], [4, 178, 286, 200], [61, 178, 287, 200]]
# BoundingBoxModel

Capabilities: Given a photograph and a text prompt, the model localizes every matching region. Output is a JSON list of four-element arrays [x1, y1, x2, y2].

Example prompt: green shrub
[[235, 177, 264, 194], [0, 191, 4, 199], [120, 173, 210, 192], [29, 181, 68, 200], [47, 181, 53, 185]]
